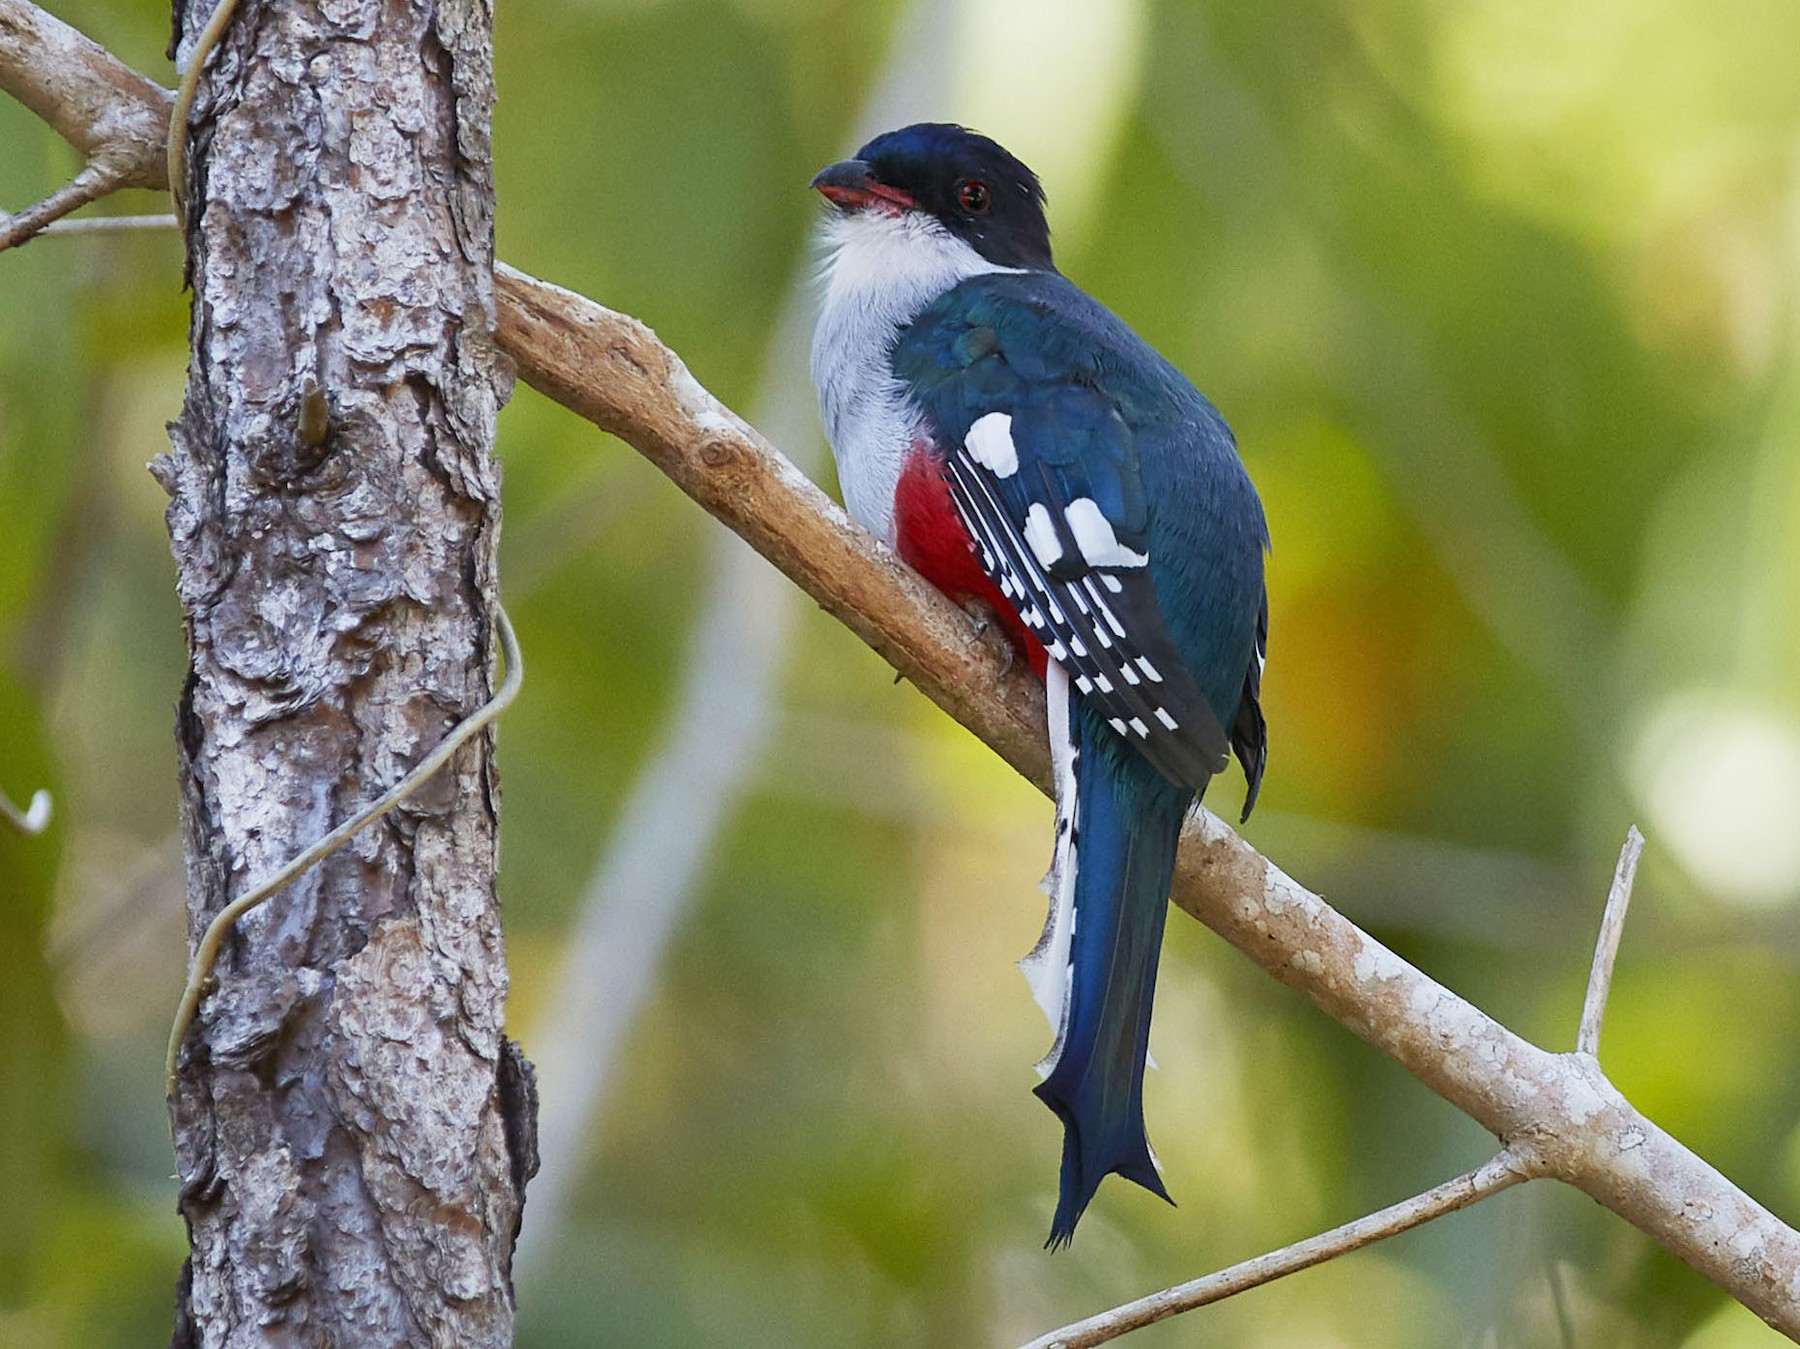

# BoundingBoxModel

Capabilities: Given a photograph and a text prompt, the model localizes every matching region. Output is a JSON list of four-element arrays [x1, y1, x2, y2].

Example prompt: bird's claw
[[963, 601, 1015, 677]]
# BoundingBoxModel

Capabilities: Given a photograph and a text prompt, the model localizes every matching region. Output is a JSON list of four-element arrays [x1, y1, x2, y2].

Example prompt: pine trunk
[[158, 0, 534, 1340]]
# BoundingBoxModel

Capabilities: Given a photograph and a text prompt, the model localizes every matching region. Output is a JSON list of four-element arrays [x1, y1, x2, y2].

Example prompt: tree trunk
[[157, 0, 534, 1341]]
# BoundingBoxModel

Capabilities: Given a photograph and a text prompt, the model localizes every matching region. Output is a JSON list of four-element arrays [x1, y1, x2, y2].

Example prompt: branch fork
[[1022, 828, 1647, 1347], [0, 0, 170, 249], [2, 3, 1797, 1337]]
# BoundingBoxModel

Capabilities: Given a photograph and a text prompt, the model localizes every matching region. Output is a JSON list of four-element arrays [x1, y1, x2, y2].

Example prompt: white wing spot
[[1137, 657, 1163, 683], [1074, 674, 1093, 694], [1154, 707, 1179, 730], [1064, 498, 1149, 568], [1093, 675, 1113, 693], [1049, 641, 1069, 662], [1023, 504, 1064, 568], [1109, 717, 1128, 735], [1129, 717, 1150, 737], [965, 412, 1018, 478], [1120, 664, 1140, 685], [1101, 574, 1124, 593]]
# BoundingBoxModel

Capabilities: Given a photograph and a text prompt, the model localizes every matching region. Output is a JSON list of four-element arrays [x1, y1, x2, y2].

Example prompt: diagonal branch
[[490, 266, 1800, 1343], [1020, 826, 1647, 1347], [0, 0, 170, 172], [494, 264, 1053, 781], [0, 160, 127, 249], [3, 5, 1800, 1335], [0, 0, 170, 250], [1020, 1147, 1544, 1349]]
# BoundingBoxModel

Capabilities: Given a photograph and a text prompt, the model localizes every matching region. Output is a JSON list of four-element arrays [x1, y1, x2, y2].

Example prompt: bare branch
[[0, 0, 172, 252], [1578, 826, 1646, 1057], [0, 161, 127, 249], [1020, 1148, 1544, 1349], [0, 0, 169, 181], [1, 784, 51, 835], [42, 211, 179, 234], [493, 264, 1054, 784], [518, 0, 958, 1267], [489, 266, 1800, 1337], [4, 6, 1800, 1333]]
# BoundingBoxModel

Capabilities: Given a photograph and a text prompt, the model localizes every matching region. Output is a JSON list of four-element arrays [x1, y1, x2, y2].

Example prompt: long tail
[[1019, 664, 1197, 1248]]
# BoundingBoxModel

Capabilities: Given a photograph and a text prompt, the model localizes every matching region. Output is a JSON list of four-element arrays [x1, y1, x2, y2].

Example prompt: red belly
[[893, 445, 1047, 680]]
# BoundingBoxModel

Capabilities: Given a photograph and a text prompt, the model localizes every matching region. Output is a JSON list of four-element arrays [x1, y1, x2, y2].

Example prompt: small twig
[[43, 212, 179, 234], [1, 785, 52, 835], [167, 0, 242, 226], [1577, 826, 1644, 1057], [8, 0, 1800, 1328], [1019, 1149, 1541, 1349], [0, 0, 171, 250], [0, 162, 125, 250], [489, 259, 1800, 1324], [165, 604, 523, 1089]]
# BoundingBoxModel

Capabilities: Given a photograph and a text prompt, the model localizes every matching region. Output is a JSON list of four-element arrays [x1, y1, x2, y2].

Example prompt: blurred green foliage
[[4, 0, 1800, 1344]]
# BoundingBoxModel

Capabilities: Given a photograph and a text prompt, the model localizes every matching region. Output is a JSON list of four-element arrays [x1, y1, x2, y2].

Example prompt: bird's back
[[896, 269, 1267, 736]]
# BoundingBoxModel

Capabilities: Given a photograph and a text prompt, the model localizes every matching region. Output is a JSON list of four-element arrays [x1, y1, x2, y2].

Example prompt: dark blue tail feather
[[1034, 704, 1197, 1248]]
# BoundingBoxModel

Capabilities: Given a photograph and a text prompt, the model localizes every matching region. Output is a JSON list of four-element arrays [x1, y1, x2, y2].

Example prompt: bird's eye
[[957, 180, 990, 213]]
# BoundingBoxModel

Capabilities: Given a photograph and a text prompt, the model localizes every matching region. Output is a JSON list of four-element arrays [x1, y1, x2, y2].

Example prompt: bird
[[809, 123, 1269, 1248]]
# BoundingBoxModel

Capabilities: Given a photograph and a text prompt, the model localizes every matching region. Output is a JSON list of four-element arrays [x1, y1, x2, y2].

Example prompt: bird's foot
[[962, 600, 1015, 677]]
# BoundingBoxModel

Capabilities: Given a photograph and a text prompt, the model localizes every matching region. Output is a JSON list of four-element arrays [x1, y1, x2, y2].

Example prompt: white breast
[[810, 209, 1013, 546]]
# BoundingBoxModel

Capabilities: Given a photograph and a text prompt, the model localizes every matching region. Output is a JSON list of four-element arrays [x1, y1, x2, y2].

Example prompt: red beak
[[811, 159, 916, 213]]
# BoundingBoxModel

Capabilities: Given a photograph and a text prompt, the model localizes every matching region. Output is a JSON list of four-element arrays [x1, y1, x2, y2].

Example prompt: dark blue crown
[[856, 123, 1054, 271]]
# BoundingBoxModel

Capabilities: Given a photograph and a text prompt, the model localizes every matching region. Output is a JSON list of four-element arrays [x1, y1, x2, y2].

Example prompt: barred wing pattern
[[944, 411, 1229, 790]]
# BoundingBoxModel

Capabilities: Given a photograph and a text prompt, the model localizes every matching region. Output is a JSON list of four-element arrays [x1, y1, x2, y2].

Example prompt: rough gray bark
[[156, 0, 533, 1342], [7, 1, 1800, 1336]]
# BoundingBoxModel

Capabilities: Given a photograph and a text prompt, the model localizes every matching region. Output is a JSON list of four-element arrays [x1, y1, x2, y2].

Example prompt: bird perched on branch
[[810, 123, 1269, 1247]]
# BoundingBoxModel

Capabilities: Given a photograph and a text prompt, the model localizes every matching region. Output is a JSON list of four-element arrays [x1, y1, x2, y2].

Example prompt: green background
[[4, 0, 1800, 1343]]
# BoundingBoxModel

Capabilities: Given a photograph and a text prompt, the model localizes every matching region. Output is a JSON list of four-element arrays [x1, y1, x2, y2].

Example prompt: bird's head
[[811, 123, 1053, 272]]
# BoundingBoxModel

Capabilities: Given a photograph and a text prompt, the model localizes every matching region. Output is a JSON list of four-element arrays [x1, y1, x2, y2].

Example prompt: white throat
[[810, 209, 1014, 545]]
